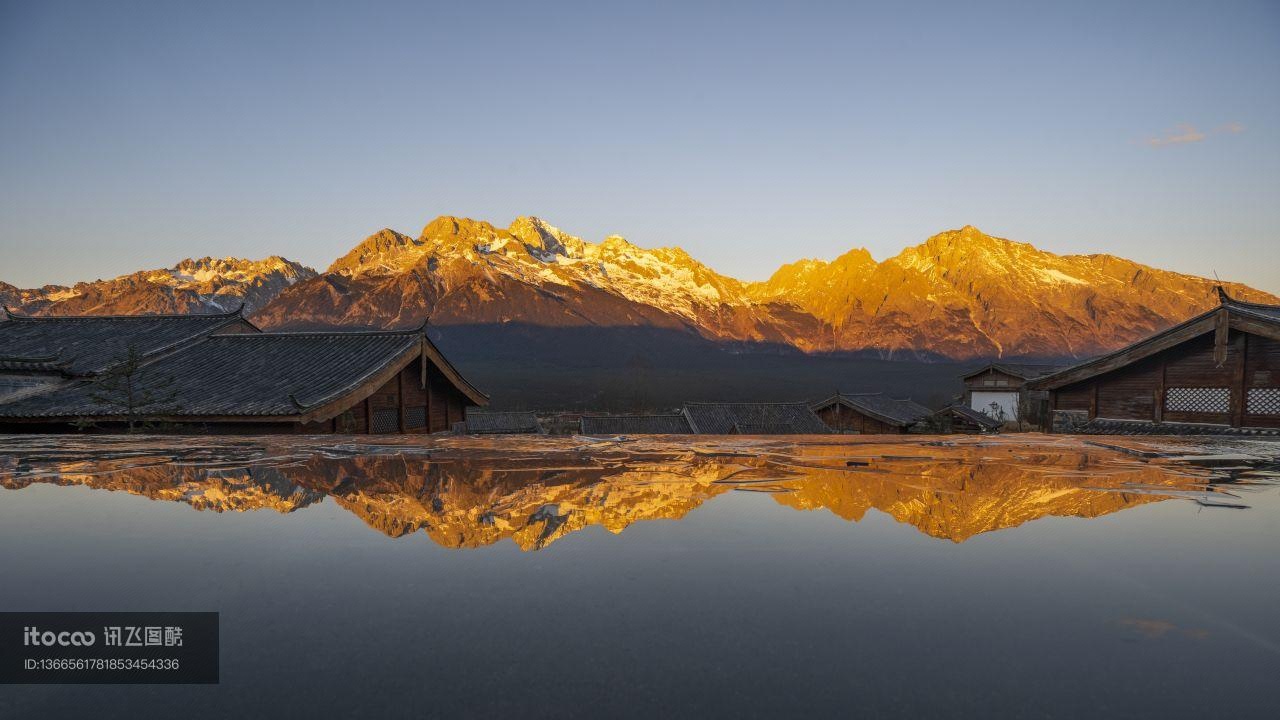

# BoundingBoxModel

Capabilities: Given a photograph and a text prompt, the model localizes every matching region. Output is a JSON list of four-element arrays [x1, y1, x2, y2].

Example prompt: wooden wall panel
[[1244, 334, 1280, 427], [1245, 335, 1280, 387], [397, 359, 428, 433], [428, 368, 450, 432], [1163, 332, 1235, 387], [1054, 386, 1092, 411], [1096, 358, 1158, 421]]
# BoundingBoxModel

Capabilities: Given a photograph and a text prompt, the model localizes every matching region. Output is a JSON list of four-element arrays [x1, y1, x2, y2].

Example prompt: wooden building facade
[[1031, 291, 1280, 432]]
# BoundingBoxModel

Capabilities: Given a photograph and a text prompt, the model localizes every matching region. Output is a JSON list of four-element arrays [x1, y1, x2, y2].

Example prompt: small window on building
[[1247, 388, 1280, 415], [1165, 387, 1230, 413], [405, 406, 427, 428], [371, 408, 399, 433]]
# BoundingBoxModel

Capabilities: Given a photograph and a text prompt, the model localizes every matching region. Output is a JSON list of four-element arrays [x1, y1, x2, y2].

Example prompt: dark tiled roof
[[579, 414, 692, 435], [0, 329, 423, 418], [465, 411, 541, 434], [682, 402, 830, 435], [814, 393, 933, 427], [1076, 418, 1280, 437], [962, 362, 1067, 381], [0, 309, 252, 376], [1223, 296, 1280, 322], [937, 404, 1003, 430]]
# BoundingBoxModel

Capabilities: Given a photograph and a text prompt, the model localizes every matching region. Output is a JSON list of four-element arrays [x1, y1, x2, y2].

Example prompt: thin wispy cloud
[[1146, 122, 1244, 147]]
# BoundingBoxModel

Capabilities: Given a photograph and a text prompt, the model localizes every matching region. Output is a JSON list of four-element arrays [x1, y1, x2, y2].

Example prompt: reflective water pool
[[1, 434, 1278, 718]]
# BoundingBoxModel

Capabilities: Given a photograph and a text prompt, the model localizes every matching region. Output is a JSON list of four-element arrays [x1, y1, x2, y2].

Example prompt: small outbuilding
[[579, 414, 692, 435], [810, 392, 932, 434], [960, 363, 1065, 425]]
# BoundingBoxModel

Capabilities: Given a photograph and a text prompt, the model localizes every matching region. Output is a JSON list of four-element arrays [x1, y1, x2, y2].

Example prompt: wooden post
[[1153, 358, 1166, 424], [1213, 308, 1230, 367], [1089, 383, 1098, 419], [425, 365, 434, 432], [397, 370, 406, 433], [1231, 332, 1247, 427], [364, 398, 373, 435]]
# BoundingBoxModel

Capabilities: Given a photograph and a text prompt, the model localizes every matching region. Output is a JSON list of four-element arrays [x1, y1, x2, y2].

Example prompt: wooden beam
[[419, 337, 427, 389], [1089, 383, 1098, 420], [364, 397, 373, 435], [397, 369, 406, 433], [1232, 332, 1247, 427], [1214, 308, 1230, 367], [1229, 315, 1280, 342], [425, 364, 434, 431], [1154, 357, 1166, 424]]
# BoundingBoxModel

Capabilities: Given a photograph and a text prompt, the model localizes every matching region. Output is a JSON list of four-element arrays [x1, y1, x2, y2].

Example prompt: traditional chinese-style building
[[810, 392, 932, 434], [0, 309, 486, 433], [959, 363, 1065, 425], [1030, 290, 1280, 434]]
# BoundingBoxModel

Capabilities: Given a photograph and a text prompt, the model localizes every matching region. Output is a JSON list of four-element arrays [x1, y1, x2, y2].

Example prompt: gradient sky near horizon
[[2, 0, 1278, 292]]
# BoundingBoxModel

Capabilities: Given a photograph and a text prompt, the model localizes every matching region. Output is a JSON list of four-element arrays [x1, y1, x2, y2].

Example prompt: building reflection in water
[[0, 434, 1264, 550]]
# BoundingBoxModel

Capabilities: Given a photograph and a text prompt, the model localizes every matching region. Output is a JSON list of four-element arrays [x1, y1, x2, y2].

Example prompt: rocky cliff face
[[5, 256, 316, 317], [747, 225, 1272, 358], [257, 217, 1274, 359], [255, 216, 816, 344], [5, 217, 1273, 359]]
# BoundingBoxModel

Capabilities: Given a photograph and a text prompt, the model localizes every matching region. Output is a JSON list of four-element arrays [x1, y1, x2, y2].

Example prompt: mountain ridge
[[3, 216, 1273, 361], [3, 255, 316, 317]]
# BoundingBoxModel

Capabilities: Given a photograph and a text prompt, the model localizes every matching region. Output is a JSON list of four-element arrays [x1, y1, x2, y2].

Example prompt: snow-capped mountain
[[255, 216, 1275, 359], [5, 216, 1274, 361], [4, 256, 316, 317]]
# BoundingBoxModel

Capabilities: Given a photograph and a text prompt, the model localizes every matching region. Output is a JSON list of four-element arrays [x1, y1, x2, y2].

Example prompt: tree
[[84, 346, 178, 432], [986, 401, 1008, 428]]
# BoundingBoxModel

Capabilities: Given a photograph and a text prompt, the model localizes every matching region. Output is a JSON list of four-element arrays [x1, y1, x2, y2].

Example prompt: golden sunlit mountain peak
[[7, 214, 1277, 360]]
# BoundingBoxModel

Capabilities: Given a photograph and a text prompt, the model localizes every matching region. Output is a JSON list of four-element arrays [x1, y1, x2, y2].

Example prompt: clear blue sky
[[2, 0, 1277, 292]]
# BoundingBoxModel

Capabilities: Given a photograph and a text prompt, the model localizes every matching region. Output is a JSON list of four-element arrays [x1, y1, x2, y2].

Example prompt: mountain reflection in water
[[1, 434, 1276, 549]]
